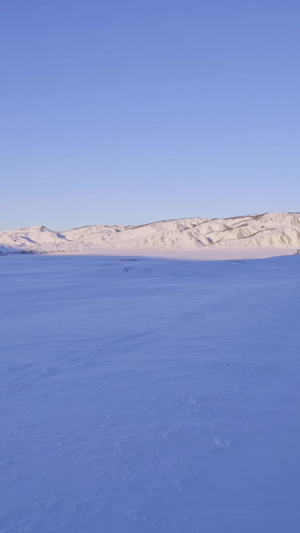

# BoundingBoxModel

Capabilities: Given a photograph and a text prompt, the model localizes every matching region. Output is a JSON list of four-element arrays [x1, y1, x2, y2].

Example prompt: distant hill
[[1, 213, 300, 258]]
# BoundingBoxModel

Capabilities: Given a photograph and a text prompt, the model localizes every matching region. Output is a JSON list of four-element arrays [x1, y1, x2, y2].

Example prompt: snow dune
[[1, 212, 300, 257]]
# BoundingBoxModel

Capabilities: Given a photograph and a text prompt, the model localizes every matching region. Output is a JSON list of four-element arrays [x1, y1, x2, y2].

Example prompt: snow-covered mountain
[[1, 212, 300, 256]]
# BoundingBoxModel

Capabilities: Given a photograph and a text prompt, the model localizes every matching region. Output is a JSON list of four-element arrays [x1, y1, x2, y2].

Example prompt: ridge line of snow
[[1, 212, 300, 258]]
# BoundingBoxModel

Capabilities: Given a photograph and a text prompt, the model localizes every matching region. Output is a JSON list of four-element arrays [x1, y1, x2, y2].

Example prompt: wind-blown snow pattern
[[1, 212, 300, 257], [1, 253, 300, 532]]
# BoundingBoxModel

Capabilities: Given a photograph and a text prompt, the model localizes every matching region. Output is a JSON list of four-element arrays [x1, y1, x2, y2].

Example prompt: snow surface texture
[[1, 253, 300, 532], [1, 212, 300, 258]]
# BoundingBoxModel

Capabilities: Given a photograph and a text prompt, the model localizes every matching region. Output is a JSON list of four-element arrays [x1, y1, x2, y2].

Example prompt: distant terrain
[[1, 212, 300, 258]]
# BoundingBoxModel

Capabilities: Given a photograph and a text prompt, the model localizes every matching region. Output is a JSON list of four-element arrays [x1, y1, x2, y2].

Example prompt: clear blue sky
[[1, 0, 300, 230]]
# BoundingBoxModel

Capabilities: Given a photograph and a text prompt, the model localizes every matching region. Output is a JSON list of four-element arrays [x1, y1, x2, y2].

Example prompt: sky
[[1, 0, 300, 230]]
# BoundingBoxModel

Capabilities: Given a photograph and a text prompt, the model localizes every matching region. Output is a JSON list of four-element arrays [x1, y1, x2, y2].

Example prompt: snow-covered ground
[[1, 253, 300, 532], [1, 212, 300, 257]]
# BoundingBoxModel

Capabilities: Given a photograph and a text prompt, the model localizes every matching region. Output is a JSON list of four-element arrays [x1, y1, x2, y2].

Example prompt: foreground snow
[[1, 212, 300, 257], [1, 254, 300, 532]]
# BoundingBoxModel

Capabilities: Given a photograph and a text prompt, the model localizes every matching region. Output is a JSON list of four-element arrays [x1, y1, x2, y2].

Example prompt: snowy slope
[[1, 212, 300, 257], [1, 254, 300, 532]]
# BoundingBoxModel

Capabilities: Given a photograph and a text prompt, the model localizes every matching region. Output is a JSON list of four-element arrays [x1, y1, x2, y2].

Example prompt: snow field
[[1, 254, 300, 532]]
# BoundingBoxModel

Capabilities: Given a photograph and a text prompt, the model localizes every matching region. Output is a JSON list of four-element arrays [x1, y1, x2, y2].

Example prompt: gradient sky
[[1, 0, 300, 230]]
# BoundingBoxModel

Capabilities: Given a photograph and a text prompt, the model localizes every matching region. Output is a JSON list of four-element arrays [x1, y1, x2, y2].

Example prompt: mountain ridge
[[1, 212, 300, 257]]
